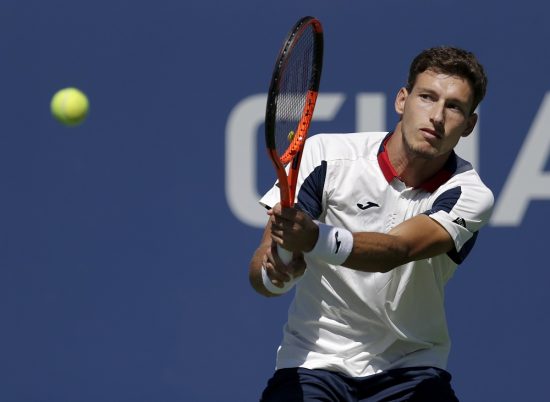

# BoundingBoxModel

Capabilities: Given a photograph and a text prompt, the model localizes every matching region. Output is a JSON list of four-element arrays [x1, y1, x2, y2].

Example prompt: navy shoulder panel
[[423, 186, 462, 215], [296, 160, 327, 219]]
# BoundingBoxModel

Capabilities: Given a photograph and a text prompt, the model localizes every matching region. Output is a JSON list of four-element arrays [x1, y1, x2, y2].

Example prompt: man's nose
[[430, 102, 445, 127]]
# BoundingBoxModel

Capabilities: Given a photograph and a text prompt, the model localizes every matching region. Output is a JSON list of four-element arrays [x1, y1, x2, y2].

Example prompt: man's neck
[[386, 125, 451, 188]]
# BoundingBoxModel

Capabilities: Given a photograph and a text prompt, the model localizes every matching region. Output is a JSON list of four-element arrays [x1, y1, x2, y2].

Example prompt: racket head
[[265, 16, 324, 207]]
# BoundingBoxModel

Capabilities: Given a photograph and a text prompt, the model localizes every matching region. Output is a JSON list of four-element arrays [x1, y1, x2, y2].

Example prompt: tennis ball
[[50, 87, 89, 126], [288, 130, 295, 142]]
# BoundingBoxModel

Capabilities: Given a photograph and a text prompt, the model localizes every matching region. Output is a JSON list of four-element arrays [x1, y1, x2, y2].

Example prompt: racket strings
[[273, 26, 316, 163]]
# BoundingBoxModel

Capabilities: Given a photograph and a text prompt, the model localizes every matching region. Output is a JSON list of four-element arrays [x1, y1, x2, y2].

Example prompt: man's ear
[[462, 113, 478, 137], [395, 87, 408, 116]]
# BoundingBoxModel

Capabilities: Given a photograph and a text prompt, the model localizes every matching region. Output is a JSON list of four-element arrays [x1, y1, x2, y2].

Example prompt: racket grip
[[277, 245, 293, 265]]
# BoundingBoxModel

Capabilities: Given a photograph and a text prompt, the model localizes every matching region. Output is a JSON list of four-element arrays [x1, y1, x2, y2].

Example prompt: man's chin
[[408, 144, 439, 160]]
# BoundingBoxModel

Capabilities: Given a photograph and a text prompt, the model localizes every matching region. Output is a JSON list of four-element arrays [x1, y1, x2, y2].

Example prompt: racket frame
[[265, 16, 324, 208]]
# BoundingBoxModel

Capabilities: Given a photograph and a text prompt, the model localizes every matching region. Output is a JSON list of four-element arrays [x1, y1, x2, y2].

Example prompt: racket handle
[[277, 245, 293, 265]]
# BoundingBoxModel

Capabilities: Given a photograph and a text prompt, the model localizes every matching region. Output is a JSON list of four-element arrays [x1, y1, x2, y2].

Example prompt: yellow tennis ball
[[50, 87, 89, 126], [288, 130, 295, 142]]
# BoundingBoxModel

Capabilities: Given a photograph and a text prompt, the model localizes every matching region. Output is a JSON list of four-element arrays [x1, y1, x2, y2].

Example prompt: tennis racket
[[265, 16, 324, 263]]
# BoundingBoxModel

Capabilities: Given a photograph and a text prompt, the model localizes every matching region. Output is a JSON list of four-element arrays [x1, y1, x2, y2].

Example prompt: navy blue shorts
[[260, 366, 459, 401]]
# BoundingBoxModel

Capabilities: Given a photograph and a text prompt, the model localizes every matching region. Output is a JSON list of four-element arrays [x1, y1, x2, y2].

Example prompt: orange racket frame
[[265, 17, 323, 208]]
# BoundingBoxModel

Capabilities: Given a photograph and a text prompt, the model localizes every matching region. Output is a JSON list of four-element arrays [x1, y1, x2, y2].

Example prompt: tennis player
[[249, 46, 493, 401]]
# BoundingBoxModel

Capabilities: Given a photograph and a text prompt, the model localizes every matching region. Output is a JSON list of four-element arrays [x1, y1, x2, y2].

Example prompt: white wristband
[[261, 265, 299, 295], [305, 222, 353, 265]]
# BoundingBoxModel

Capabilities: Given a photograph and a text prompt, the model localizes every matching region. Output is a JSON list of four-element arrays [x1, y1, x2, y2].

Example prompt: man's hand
[[268, 203, 319, 253], [249, 213, 309, 297], [263, 242, 307, 288]]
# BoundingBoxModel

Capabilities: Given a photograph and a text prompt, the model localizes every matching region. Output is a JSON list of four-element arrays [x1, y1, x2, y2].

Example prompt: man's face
[[395, 69, 478, 159]]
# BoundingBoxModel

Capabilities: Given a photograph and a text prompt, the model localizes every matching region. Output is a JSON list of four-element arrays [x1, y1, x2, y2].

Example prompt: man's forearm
[[343, 232, 411, 273]]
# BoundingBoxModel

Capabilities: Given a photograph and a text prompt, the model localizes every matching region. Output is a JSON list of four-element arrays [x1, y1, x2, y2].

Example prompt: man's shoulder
[[450, 155, 491, 189], [441, 157, 495, 208]]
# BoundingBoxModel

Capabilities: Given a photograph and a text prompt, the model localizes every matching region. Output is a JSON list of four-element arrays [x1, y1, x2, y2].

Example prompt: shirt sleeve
[[424, 178, 494, 263], [259, 182, 280, 210], [259, 135, 327, 218]]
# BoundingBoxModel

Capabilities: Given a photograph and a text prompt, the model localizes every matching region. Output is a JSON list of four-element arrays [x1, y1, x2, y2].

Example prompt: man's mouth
[[421, 128, 442, 139]]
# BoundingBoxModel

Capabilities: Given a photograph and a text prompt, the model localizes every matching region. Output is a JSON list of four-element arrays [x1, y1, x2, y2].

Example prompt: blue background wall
[[1, 1, 549, 401]]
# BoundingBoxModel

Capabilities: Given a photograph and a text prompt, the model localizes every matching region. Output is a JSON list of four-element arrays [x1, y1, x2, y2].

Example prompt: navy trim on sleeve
[[297, 160, 327, 219], [422, 186, 476, 264], [447, 231, 478, 264]]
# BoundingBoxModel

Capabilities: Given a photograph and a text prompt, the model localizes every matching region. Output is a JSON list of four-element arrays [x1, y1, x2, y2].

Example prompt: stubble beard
[[401, 127, 439, 160]]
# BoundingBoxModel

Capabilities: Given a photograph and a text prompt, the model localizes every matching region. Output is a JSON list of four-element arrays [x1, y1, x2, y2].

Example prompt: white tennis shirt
[[259, 131, 494, 378]]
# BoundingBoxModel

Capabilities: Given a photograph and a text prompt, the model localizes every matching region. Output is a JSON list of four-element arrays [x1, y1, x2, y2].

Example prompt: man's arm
[[345, 214, 454, 272], [269, 204, 454, 273], [249, 218, 307, 297]]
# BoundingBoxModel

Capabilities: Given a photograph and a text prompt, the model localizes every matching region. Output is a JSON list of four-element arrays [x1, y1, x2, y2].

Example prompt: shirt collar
[[377, 132, 457, 192]]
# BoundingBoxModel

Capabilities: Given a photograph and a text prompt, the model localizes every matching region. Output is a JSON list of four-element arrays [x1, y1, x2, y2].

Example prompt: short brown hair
[[406, 46, 488, 113]]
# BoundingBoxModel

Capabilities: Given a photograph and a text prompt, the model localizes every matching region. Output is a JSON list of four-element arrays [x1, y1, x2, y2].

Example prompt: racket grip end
[[277, 245, 293, 265]]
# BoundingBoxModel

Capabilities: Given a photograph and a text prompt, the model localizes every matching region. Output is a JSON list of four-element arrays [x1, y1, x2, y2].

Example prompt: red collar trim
[[377, 133, 456, 193], [377, 133, 399, 184]]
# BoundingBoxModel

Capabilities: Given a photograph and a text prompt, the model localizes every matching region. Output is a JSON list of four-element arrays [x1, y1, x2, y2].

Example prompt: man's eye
[[448, 104, 463, 112]]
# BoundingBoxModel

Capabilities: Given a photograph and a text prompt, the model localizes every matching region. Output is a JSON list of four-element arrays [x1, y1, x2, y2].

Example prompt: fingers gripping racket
[[265, 16, 324, 263]]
